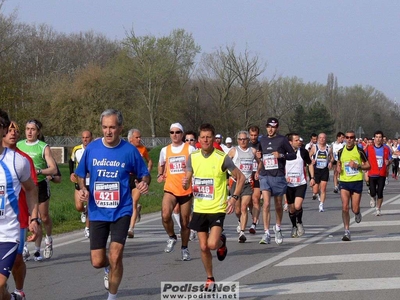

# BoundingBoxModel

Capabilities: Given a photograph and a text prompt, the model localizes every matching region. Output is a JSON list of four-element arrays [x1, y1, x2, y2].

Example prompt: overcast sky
[[3, 0, 399, 102]]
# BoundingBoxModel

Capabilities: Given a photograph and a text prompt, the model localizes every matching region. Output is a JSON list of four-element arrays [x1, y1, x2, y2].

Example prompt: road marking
[[240, 277, 400, 296]]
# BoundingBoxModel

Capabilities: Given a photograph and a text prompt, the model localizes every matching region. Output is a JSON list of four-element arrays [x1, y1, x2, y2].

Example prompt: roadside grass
[[49, 146, 163, 234]]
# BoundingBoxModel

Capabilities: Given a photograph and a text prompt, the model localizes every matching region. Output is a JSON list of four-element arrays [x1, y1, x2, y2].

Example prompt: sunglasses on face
[[170, 131, 182, 134], [185, 139, 195, 142], [345, 136, 355, 139]]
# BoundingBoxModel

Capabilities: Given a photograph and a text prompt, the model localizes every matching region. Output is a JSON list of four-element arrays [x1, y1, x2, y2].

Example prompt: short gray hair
[[100, 109, 123, 126], [127, 128, 141, 140], [236, 130, 250, 139]]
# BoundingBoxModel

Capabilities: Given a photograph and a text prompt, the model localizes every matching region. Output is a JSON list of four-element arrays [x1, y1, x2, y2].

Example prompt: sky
[[3, 0, 400, 102]]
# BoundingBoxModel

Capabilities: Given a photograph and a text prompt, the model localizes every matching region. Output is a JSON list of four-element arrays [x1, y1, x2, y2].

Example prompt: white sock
[[173, 213, 181, 230], [107, 292, 117, 300]]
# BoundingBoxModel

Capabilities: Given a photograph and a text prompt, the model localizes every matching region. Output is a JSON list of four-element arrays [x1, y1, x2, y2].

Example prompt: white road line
[[276, 252, 400, 266], [223, 194, 400, 282], [240, 277, 400, 296]]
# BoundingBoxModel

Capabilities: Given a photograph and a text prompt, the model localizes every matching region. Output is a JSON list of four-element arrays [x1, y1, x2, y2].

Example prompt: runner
[[182, 123, 245, 288], [157, 123, 196, 260], [285, 133, 314, 238], [258, 117, 296, 245], [69, 130, 93, 238], [76, 109, 150, 299], [331, 132, 345, 193], [127, 128, 153, 238], [248, 125, 261, 234], [308, 133, 333, 212], [227, 131, 259, 243], [337, 130, 370, 241], [365, 130, 391, 216], [17, 119, 58, 261], [0, 110, 39, 300]]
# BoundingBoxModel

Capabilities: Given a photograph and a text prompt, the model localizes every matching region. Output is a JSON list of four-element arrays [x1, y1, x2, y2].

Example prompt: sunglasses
[[345, 136, 355, 139], [185, 139, 195, 142], [170, 131, 182, 134], [238, 138, 248, 141]]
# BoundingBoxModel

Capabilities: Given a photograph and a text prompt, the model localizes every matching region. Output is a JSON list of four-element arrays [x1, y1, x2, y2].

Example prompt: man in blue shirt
[[76, 109, 150, 300]]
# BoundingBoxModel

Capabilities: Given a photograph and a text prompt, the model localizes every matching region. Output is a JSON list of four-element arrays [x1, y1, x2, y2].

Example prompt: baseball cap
[[169, 123, 184, 132], [266, 117, 279, 127], [215, 134, 222, 139], [225, 137, 232, 143]]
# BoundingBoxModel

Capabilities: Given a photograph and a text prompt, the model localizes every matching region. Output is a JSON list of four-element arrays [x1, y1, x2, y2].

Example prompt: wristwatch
[[30, 218, 41, 225], [232, 195, 239, 200], [37, 169, 42, 175]]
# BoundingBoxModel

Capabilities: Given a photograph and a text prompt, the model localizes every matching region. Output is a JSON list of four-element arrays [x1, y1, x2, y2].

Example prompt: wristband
[[30, 218, 41, 225], [232, 195, 239, 200], [310, 177, 315, 180]]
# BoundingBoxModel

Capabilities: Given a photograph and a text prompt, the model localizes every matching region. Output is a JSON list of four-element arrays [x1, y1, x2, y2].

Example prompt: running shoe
[[249, 224, 256, 234], [189, 230, 197, 241], [236, 221, 241, 233], [333, 186, 339, 193], [319, 202, 324, 212], [355, 212, 362, 223], [297, 223, 305, 237], [10, 292, 23, 300], [104, 266, 110, 290], [12, 291, 26, 300], [291, 227, 298, 238], [375, 208, 381, 216], [342, 231, 351, 241], [22, 244, 30, 262], [205, 277, 215, 291], [33, 250, 43, 262], [283, 203, 288, 212], [259, 232, 271, 244], [238, 231, 247, 243], [385, 178, 389, 185], [136, 204, 142, 223], [127, 228, 134, 239], [369, 196, 376, 208], [181, 248, 191, 261], [216, 234, 227, 261], [43, 236, 53, 259], [80, 211, 86, 223], [273, 226, 283, 245], [312, 194, 317, 200], [164, 237, 177, 253], [84, 227, 90, 238]]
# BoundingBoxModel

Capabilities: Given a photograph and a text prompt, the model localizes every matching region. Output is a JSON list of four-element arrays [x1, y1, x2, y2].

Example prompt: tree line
[[1, 3, 399, 142]]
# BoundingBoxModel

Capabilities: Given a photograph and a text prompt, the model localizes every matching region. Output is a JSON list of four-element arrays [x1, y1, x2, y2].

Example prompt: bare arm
[[41, 145, 58, 176]]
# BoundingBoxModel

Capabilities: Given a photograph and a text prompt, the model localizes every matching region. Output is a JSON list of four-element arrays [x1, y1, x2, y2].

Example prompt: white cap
[[226, 137, 232, 143], [169, 123, 184, 132]]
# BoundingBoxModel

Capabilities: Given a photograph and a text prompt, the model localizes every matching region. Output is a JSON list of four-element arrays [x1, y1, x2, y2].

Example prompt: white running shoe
[[249, 224, 256, 234], [238, 231, 247, 243], [33, 250, 43, 262], [375, 208, 381, 216], [259, 232, 271, 244], [355, 213, 362, 223], [189, 230, 197, 241], [369, 196, 376, 208], [236, 221, 241, 233], [22, 244, 30, 262], [297, 223, 305, 236], [164, 238, 177, 253], [318, 202, 324, 212], [181, 248, 191, 261], [342, 231, 351, 241], [104, 266, 110, 290], [84, 227, 90, 238], [80, 211, 86, 223], [291, 227, 298, 238], [273, 226, 283, 245], [43, 236, 53, 259]]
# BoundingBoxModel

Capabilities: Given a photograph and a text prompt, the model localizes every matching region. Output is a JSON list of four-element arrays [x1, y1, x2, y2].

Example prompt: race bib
[[316, 159, 328, 169], [376, 155, 383, 168], [168, 156, 186, 174], [344, 162, 358, 176], [252, 159, 258, 171], [0, 186, 5, 219], [287, 172, 301, 184], [193, 178, 214, 200], [239, 158, 253, 176], [94, 182, 120, 208], [263, 154, 278, 170]]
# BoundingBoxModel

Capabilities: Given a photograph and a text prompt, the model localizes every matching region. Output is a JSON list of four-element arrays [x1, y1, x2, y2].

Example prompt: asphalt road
[[9, 176, 400, 300]]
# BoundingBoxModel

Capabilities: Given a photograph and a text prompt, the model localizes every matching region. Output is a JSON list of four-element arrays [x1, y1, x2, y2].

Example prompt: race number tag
[[192, 178, 214, 200], [94, 182, 120, 208], [0, 186, 5, 219], [287, 172, 301, 184], [168, 156, 186, 174], [239, 158, 253, 176], [316, 158, 327, 169], [344, 162, 358, 176], [376, 155, 383, 168], [263, 154, 278, 170], [252, 159, 258, 171]]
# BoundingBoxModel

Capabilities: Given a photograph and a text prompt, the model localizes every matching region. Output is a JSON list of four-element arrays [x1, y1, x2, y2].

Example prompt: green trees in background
[[1, 5, 399, 141]]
